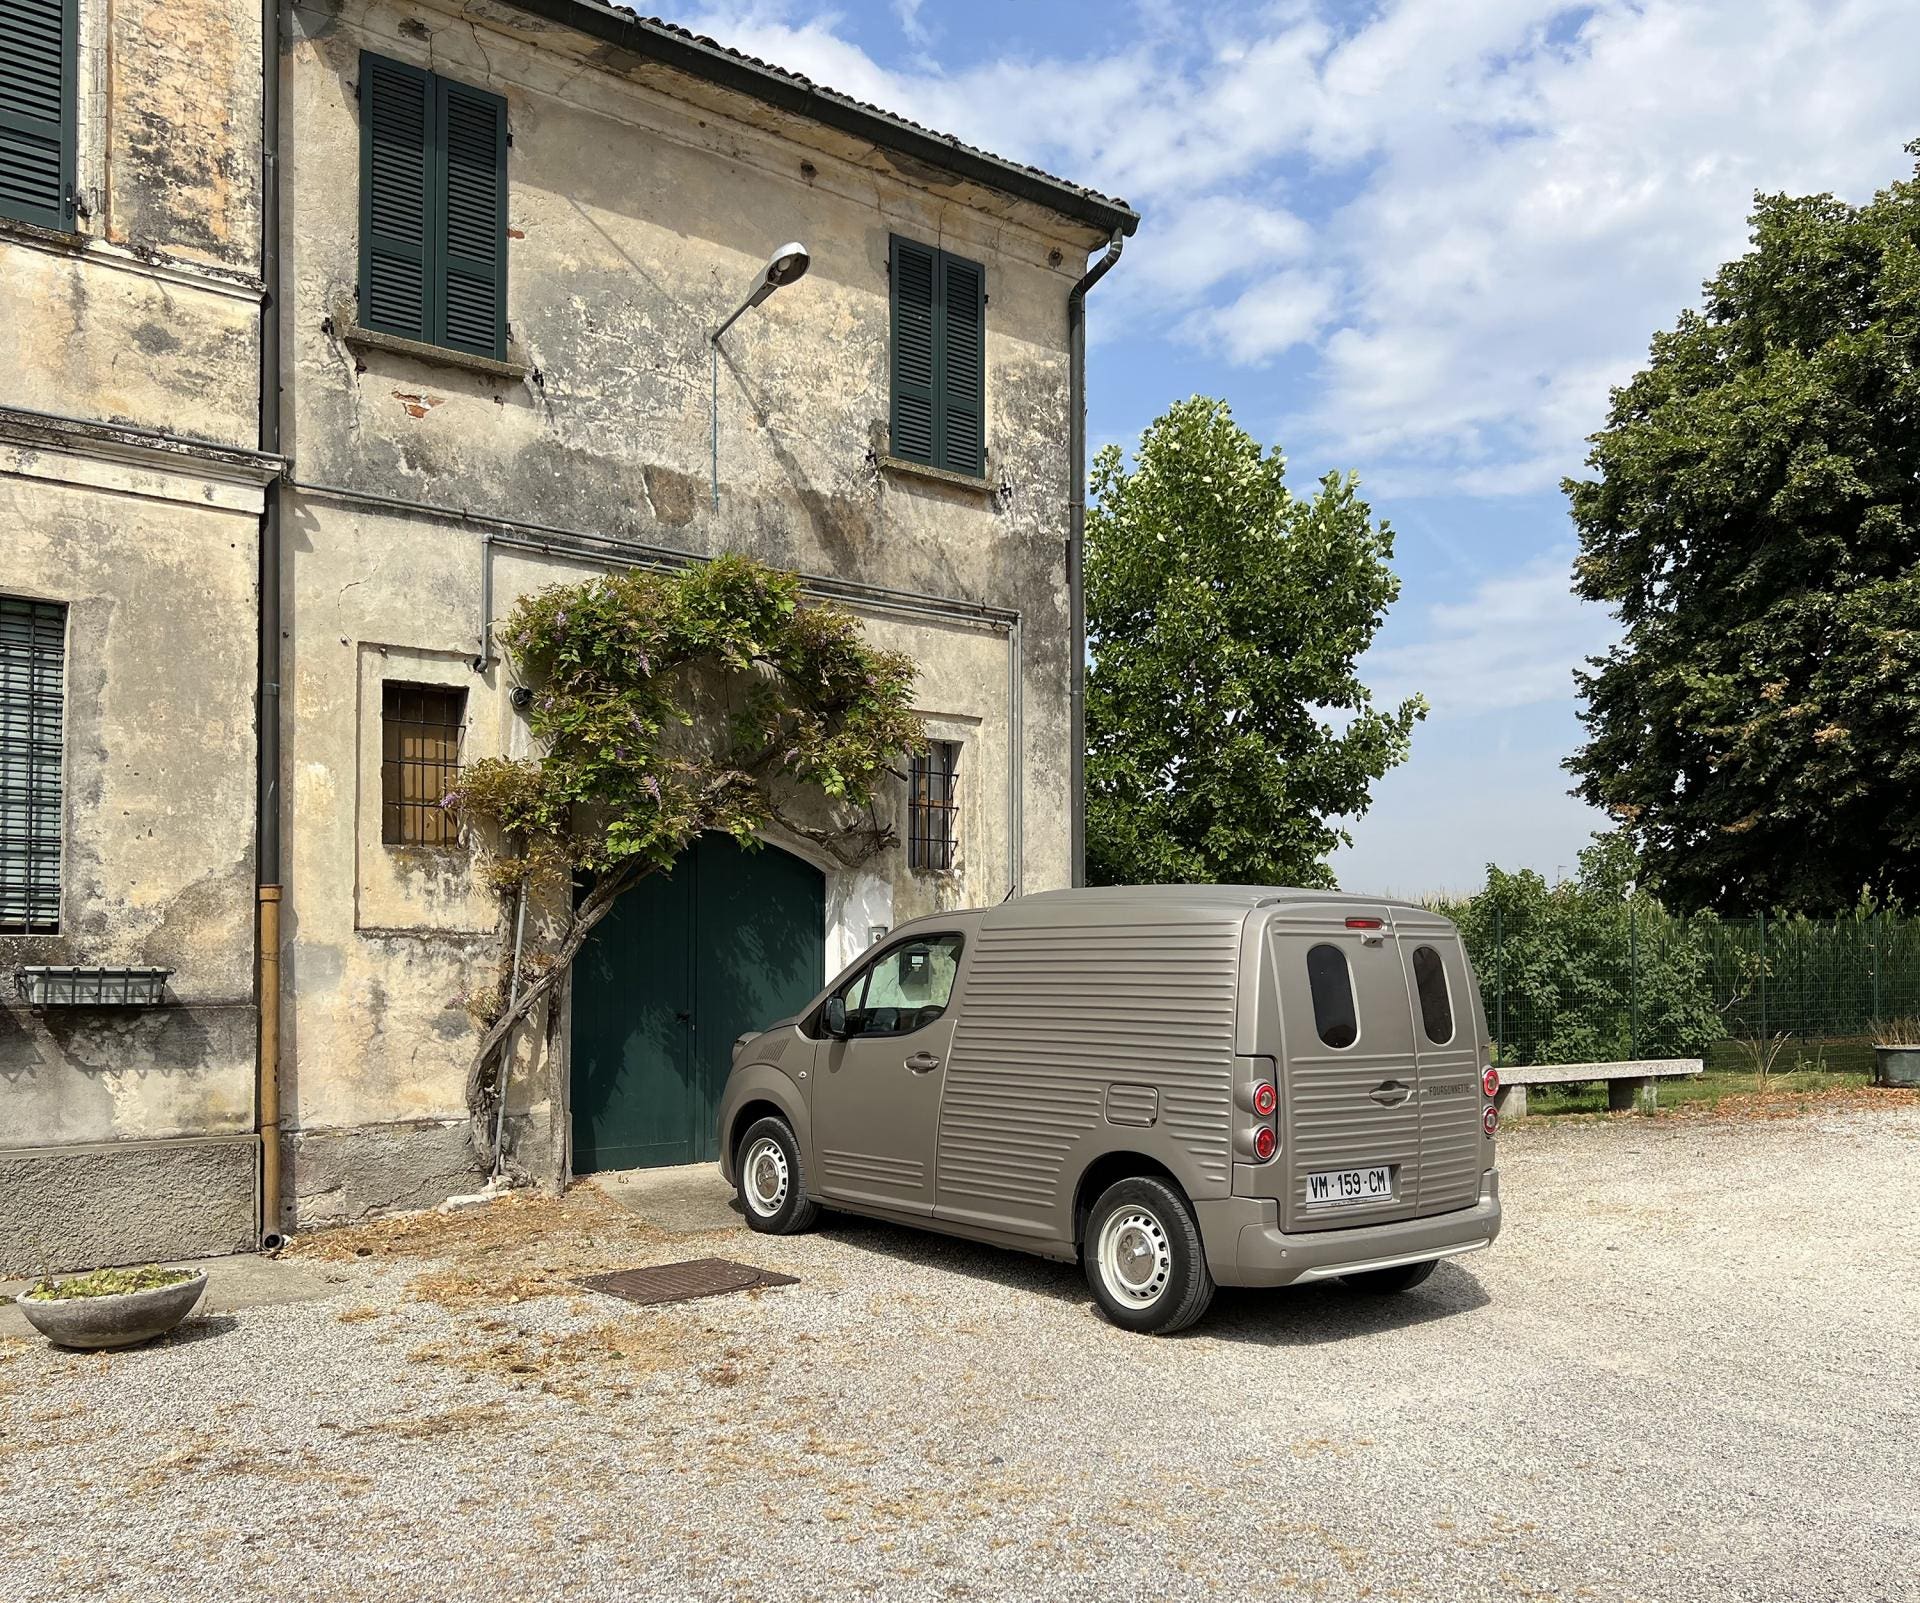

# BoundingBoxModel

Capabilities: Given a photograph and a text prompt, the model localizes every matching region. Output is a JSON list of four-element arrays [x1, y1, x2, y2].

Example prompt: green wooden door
[[570, 836, 825, 1174]]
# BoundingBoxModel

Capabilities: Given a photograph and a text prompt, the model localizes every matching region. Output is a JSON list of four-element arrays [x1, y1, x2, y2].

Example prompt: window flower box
[[16, 966, 173, 1009]]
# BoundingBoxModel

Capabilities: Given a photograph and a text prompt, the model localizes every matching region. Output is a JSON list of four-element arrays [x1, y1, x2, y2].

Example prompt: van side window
[[1412, 945, 1454, 1044], [830, 933, 963, 1039], [1306, 943, 1358, 1049]]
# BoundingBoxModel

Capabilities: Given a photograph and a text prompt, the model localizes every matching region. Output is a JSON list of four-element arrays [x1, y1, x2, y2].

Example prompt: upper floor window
[[0, 0, 79, 231], [358, 52, 508, 361], [889, 236, 986, 478], [381, 683, 464, 847], [0, 596, 66, 934], [908, 740, 960, 872]]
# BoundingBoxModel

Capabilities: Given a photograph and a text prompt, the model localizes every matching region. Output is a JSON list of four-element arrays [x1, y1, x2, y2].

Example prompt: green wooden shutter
[[0, 596, 66, 934], [938, 251, 986, 477], [890, 235, 938, 465], [359, 53, 433, 343], [0, 0, 77, 231], [434, 77, 507, 359]]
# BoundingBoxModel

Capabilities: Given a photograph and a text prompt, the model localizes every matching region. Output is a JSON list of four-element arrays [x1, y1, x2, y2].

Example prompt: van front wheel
[[1083, 1177, 1215, 1335], [736, 1116, 820, 1236]]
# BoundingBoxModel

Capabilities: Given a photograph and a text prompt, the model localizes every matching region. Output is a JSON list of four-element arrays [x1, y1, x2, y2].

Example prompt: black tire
[[735, 1115, 820, 1235], [1082, 1176, 1215, 1335], [1338, 1258, 1438, 1294]]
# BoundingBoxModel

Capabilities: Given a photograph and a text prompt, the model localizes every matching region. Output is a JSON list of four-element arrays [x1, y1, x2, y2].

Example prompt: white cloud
[[1365, 549, 1618, 717], [891, 0, 928, 47], [1181, 269, 1340, 363], [682, 0, 1920, 499]]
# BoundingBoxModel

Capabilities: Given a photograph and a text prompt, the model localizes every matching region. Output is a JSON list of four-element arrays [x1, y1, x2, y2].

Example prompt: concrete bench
[[1495, 1059, 1703, 1117]]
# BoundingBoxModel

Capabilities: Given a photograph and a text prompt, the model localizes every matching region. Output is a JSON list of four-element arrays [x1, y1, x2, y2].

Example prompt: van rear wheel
[[1083, 1176, 1215, 1335], [1338, 1259, 1438, 1294], [736, 1116, 820, 1236]]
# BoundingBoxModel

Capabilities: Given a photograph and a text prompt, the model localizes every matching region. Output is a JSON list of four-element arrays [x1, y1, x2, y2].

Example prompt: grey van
[[716, 886, 1502, 1334]]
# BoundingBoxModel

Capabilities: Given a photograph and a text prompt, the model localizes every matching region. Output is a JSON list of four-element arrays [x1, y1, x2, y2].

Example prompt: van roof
[[989, 886, 1439, 924]]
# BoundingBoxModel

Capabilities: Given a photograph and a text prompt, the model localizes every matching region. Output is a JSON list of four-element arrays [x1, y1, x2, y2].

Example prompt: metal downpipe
[[1067, 232, 1124, 888], [256, 0, 286, 1249]]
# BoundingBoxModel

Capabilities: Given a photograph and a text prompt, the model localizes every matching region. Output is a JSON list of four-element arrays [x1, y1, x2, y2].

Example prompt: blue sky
[[681, 0, 1920, 896]]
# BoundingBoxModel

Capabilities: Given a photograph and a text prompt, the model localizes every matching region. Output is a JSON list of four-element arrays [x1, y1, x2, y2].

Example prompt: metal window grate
[[908, 740, 960, 872], [0, 597, 66, 935], [381, 683, 465, 846]]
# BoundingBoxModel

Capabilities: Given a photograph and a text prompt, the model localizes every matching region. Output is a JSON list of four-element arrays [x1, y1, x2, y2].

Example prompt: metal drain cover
[[575, 1257, 798, 1307]]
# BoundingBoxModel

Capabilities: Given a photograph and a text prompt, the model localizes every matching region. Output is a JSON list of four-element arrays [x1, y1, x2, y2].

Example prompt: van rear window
[[1412, 945, 1454, 1044], [1306, 943, 1358, 1049]]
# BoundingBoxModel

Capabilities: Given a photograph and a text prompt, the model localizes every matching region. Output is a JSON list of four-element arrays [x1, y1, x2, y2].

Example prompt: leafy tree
[[451, 556, 923, 1161], [1567, 149, 1920, 914], [1085, 397, 1424, 886], [1434, 834, 1724, 1067]]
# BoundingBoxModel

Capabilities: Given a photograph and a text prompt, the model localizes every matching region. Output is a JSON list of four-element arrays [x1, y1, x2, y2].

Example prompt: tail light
[[1253, 1126, 1277, 1161], [1252, 1081, 1277, 1117], [1345, 917, 1383, 930], [1481, 1065, 1500, 1098], [1482, 1104, 1499, 1136]]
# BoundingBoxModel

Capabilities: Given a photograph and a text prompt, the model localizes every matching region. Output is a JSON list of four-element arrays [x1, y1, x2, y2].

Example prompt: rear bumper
[[1197, 1167, 1502, 1288]]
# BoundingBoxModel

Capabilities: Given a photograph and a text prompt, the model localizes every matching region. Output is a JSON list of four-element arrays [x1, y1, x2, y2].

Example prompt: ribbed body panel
[[1282, 1047, 1423, 1230], [937, 920, 1243, 1230]]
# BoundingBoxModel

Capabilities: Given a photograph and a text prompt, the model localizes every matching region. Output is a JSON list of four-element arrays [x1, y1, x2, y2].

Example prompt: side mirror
[[822, 996, 847, 1039]]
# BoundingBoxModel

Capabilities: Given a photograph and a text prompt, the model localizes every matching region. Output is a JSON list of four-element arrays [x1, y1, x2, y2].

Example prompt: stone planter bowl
[[1873, 1045, 1920, 1088], [15, 1270, 208, 1350]]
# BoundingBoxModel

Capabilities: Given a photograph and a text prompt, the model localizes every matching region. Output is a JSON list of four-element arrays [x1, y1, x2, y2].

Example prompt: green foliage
[[26, 1265, 194, 1300], [1085, 397, 1425, 887], [1566, 149, 1920, 913], [453, 555, 924, 888], [1434, 834, 1725, 1066]]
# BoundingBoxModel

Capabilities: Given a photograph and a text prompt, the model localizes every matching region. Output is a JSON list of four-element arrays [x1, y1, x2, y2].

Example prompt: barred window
[[0, 597, 66, 935], [382, 684, 465, 846], [908, 740, 960, 872]]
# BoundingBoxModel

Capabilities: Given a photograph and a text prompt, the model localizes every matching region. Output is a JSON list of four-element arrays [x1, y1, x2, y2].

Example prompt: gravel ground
[[3, 1105, 1918, 1603]]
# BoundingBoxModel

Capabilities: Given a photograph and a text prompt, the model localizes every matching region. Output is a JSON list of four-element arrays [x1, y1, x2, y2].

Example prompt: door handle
[[1369, 1080, 1411, 1106], [904, 1051, 941, 1074]]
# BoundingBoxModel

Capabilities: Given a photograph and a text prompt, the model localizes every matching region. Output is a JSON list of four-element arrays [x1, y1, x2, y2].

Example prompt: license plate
[[1305, 1165, 1394, 1206]]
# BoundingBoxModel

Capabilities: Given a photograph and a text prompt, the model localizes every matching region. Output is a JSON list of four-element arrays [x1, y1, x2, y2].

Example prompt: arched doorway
[[570, 835, 826, 1174]]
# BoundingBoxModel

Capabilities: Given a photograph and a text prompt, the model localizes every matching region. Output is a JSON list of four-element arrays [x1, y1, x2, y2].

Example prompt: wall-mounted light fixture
[[710, 241, 811, 510], [868, 924, 889, 948]]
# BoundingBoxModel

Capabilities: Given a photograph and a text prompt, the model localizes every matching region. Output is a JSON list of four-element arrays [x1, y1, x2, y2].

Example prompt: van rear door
[[1393, 922, 1484, 1217], [1266, 908, 1424, 1232]]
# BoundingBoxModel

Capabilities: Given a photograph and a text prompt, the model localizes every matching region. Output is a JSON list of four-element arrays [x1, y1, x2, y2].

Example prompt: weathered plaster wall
[[0, 0, 263, 444], [0, 1135, 257, 1277], [0, 460, 261, 1266], [275, 0, 1097, 1210], [284, 0, 1080, 865]]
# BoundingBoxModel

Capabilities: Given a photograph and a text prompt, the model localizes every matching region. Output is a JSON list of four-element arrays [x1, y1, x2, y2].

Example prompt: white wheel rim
[[743, 1136, 789, 1216], [1097, 1207, 1171, 1308]]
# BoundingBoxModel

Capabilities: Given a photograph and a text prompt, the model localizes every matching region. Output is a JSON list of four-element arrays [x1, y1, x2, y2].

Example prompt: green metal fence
[[1459, 911, 1920, 1072]]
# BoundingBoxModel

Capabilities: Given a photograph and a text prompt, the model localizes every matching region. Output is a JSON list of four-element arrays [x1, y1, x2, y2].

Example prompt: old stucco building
[[0, 0, 1136, 1271]]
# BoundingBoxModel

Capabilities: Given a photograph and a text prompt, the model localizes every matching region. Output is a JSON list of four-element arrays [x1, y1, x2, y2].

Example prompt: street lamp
[[710, 241, 811, 509]]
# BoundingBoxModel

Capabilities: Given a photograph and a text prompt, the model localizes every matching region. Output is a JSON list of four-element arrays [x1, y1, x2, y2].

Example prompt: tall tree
[[1567, 150, 1920, 914], [1085, 397, 1424, 887]]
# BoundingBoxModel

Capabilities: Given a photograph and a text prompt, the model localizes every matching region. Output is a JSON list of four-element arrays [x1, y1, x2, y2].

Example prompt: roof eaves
[[496, 1, 1141, 238]]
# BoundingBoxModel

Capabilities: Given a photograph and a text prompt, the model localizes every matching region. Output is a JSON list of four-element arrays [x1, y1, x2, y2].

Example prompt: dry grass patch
[[344, 1401, 515, 1443], [405, 1314, 704, 1404], [1684, 1082, 1919, 1121], [289, 1186, 666, 1311]]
